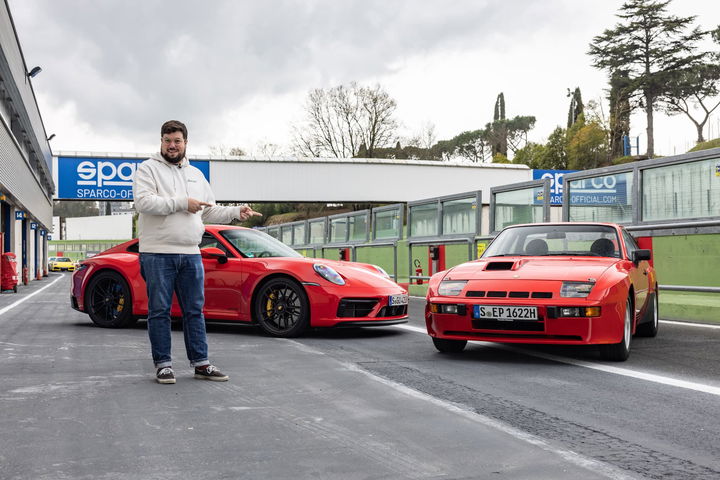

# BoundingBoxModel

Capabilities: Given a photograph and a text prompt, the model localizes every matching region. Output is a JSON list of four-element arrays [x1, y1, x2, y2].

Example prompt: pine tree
[[588, 0, 705, 157]]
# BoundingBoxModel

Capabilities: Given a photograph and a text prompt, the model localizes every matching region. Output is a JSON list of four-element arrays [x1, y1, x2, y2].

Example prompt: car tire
[[432, 337, 467, 353], [635, 289, 659, 337], [600, 295, 633, 361], [253, 277, 309, 338], [85, 270, 137, 328]]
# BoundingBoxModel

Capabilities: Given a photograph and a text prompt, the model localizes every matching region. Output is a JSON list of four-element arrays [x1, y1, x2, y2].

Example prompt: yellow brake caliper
[[265, 292, 276, 317]]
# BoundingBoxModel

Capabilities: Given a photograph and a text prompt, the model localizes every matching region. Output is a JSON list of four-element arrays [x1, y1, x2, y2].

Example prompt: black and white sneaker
[[156, 367, 176, 384], [194, 365, 229, 382]]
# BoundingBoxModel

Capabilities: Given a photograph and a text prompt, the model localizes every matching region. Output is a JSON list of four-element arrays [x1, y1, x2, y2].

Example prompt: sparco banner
[[57, 157, 210, 200]]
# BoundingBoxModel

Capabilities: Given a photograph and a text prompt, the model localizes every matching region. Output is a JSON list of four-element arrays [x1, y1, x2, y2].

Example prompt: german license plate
[[473, 305, 538, 320], [389, 294, 409, 306]]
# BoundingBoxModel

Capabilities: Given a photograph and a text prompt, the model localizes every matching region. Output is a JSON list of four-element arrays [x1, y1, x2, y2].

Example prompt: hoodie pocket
[[162, 211, 205, 246]]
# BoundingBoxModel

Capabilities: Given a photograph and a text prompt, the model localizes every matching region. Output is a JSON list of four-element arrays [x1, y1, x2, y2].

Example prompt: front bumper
[[426, 298, 624, 345]]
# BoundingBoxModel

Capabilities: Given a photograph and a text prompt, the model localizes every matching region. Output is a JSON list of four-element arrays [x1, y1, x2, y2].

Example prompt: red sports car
[[71, 225, 408, 337], [425, 222, 658, 361]]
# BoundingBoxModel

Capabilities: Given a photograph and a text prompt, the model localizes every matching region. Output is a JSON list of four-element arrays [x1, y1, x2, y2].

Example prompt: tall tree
[[567, 87, 584, 129], [491, 93, 508, 156], [588, 0, 706, 157], [608, 71, 634, 157], [658, 27, 720, 143], [293, 82, 398, 158]]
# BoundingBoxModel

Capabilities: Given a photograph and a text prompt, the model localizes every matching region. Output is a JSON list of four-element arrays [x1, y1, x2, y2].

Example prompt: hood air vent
[[484, 262, 515, 271]]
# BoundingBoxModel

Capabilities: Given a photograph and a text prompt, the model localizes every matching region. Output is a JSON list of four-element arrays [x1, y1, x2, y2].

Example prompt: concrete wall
[[65, 214, 132, 240]]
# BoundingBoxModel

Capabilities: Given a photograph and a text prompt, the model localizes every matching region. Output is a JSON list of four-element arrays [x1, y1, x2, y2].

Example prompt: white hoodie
[[132, 153, 241, 254]]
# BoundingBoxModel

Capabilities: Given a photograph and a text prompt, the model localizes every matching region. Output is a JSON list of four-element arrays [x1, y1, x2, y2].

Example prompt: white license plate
[[389, 294, 409, 306], [473, 305, 538, 320]]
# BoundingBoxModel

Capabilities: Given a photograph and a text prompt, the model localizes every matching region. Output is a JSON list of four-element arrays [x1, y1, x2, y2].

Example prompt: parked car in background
[[425, 222, 658, 361], [71, 225, 408, 337], [49, 257, 76, 272]]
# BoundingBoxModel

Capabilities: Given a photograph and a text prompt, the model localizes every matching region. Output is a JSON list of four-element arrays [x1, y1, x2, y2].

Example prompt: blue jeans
[[139, 253, 210, 369]]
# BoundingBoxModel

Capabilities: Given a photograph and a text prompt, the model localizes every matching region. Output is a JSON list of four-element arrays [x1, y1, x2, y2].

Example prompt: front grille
[[466, 290, 553, 298], [445, 330, 582, 341], [377, 305, 408, 317], [532, 292, 553, 298], [508, 291, 529, 298], [337, 299, 379, 318], [472, 319, 544, 331], [487, 291, 507, 298]]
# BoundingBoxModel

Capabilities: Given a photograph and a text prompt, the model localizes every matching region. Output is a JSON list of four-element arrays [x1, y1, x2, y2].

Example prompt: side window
[[199, 233, 230, 255], [622, 230, 639, 258]]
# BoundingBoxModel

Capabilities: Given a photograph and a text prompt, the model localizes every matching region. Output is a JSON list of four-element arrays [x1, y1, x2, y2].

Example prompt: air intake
[[484, 262, 515, 271]]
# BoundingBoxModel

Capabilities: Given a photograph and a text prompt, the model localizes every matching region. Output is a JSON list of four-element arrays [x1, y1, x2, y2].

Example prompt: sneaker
[[194, 365, 229, 382], [156, 367, 176, 384]]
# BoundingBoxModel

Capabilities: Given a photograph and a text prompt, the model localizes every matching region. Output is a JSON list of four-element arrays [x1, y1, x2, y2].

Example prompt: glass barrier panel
[[494, 187, 544, 230], [309, 221, 325, 244], [642, 157, 720, 222], [568, 171, 633, 223], [267, 227, 280, 239], [330, 217, 347, 243], [374, 208, 401, 239], [348, 215, 368, 242], [442, 197, 476, 235], [410, 203, 438, 237], [281, 226, 292, 245], [292, 223, 306, 245]]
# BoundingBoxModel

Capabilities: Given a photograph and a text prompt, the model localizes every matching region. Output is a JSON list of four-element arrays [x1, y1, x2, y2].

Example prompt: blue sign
[[40, 230, 46, 237], [15, 211, 25, 220], [57, 157, 211, 200], [533, 170, 577, 205], [30, 222, 37, 230], [47, 234, 52, 240], [568, 175, 629, 205]]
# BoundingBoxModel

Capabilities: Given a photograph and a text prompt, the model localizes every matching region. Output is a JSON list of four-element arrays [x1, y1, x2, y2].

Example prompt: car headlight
[[438, 280, 467, 296], [313, 264, 345, 285], [371, 265, 391, 278], [561, 281, 595, 298]]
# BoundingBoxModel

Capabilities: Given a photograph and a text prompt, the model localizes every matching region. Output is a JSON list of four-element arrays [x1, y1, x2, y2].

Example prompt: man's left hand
[[239, 204, 263, 221]]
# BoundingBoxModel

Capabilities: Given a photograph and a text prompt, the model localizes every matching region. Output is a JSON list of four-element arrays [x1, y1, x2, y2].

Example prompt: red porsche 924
[[71, 225, 408, 337], [425, 223, 658, 361]]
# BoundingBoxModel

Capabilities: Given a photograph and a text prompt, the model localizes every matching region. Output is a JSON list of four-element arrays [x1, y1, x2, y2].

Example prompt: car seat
[[525, 238, 549, 256], [590, 238, 616, 257]]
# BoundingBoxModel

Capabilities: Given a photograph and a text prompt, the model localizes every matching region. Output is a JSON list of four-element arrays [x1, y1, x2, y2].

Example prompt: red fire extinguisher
[[414, 259, 423, 285], [22, 266, 29, 285]]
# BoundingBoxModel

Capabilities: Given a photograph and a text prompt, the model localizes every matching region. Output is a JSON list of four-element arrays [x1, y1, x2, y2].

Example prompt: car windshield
[[219, 229, 302, 258], [57, 257, 71, 262], [483, 224, 621, 258]]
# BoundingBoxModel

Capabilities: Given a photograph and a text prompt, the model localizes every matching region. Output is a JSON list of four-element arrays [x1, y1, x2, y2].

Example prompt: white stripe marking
[[0, 275, 65, 317], [395, 324, 720, 397], [285, 338, 636, 479], [344, 362, 637, 480]]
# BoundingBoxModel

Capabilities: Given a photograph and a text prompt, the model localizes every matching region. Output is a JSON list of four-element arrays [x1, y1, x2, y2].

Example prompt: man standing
[[133, 120, 260, 384]]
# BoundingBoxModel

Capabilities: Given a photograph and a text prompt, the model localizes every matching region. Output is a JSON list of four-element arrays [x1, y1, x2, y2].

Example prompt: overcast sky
[[9, 0, 720, 158]]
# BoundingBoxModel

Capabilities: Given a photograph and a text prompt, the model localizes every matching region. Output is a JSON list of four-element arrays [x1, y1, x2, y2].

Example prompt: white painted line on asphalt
[[0, 275, 65, 317], [660, 319, 720, 330], [345, 362, 638, 480], [395, 324, 720, 397]]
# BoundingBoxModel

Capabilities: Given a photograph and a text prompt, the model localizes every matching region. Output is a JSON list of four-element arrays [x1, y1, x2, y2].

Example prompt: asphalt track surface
[[1, 273, 719, 479]]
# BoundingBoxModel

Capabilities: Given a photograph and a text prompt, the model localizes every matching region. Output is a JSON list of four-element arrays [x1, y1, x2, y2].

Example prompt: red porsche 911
[[71, 225, 408, 337], [425, 223, 658, 361]]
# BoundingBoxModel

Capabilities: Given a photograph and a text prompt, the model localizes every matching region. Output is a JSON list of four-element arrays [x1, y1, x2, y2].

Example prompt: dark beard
[[161, 149, 185, 164]]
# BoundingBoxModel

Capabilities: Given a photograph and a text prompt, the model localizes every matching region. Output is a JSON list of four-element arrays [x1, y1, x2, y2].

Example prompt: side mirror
[[632, 249, 651, 263], [200, 247, 228, 264]]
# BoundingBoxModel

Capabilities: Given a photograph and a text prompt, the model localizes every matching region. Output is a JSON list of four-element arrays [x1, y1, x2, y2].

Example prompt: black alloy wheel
[[254, 277, 309, 337], [86, 271, 136, 328]]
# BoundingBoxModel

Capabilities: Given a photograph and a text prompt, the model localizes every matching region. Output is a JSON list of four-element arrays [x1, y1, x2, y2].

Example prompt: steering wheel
[[257, 251, 272, 258]]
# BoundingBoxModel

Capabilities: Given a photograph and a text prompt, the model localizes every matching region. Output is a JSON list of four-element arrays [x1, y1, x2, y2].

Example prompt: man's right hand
[[187, 198, 212, 213]]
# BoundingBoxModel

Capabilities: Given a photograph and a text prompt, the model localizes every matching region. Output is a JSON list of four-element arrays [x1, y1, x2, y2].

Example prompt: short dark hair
[[161, 120, 187, 140]]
